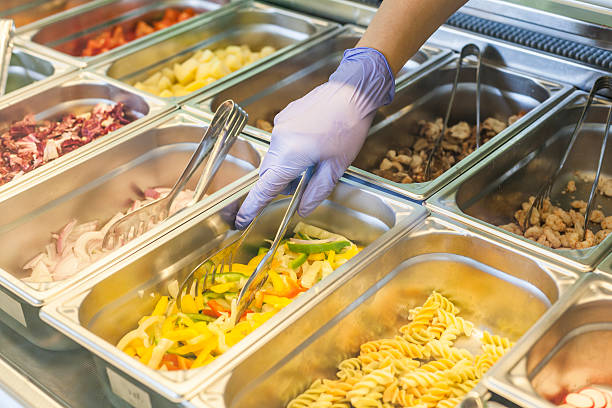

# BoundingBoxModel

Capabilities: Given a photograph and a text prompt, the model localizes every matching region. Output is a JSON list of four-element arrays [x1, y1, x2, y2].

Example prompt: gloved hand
[[235, 47, 395, 229]]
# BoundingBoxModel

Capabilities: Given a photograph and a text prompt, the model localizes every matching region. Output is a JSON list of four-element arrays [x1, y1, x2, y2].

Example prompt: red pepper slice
[[161, 354, 179, 370], [207, 300, 229, 316]]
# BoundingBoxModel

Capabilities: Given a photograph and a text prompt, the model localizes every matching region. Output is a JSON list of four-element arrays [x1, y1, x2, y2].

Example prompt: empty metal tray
[[188, 216, 579, 408], [0, 109, 264, 351], [428, 91, 612, 272], [40, 177, 426, 407], [190, 24, 450, 141], [485, 272, 612, 408], [89, 1, 338, 103], [349, 54, 572, 202], [0, 0, 91, 28], [5, 47, 75, 96]]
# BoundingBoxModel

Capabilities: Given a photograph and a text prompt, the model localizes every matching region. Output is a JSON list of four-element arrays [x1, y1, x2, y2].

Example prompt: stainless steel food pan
[[15, 0, 232, 67], [0, 0, 91, 28], [40, 178, 427, 406], [0, 70, 169, 198], [4, 46, 75, 96], [597, 253, 612, 276], [191, 24, 451, 142], [348, 55, 572, 202], [484, 272, 612, 408], [0, 109, 264, 351], [188, 215, 579, 408], [428, 91, 612, 272], [89, 1, 338, 104]]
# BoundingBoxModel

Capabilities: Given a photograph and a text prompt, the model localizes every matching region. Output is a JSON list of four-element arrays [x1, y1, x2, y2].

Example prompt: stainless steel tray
[[88, 1, 339, 104], [264, 0, 377, 26], [348, 54, 572, 202], [0, 0, 92, 28], [597, 253, 612, 276], [188, 215, 580, 408], [15, 0, 232, 67], [189, 24, 451, 142], [484, 272, 612, 408], [428, 91, 612, 272], [40, 177, 427, 407], [0, 70, 169, 198], [0, 109, 265, 351], [5, 46, 75, 96]]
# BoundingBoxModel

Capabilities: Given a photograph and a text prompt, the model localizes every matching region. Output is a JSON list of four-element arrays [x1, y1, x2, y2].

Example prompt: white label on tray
[[107, 368, 152, 408], [0, 291, 26, 327]]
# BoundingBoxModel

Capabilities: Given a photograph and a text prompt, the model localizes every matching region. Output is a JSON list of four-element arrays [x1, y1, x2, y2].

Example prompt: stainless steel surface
[[1, 0, 91, 28], [349, 55, 570, 202], [485, 272, 612, 408], [103, 100, 246, 249], [5, 46, 75, 95], [89, 1, 337, 104], [0, 109, 264, 350], [0, 319, 109, 407], [425, 43, 482, 179], [597, 252, 612, 275], [192, 215, 579, 408], [233, 166, 313, 326], [40, 177, 427, 406], [192, 24, 450, 140], [16, 0, 231, 66], [427, 25, 610, 93], [428, 91, 612, 272], [0, 19, 15, 96], [0, 71, 169, 198], [265, 0, 377, 26]]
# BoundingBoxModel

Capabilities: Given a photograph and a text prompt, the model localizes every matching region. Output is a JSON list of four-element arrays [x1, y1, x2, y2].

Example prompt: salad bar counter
[[0, 0, 610, 407]]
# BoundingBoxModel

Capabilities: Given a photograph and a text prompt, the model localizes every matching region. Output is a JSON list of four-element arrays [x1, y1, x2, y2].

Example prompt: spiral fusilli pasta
[[287, 292, 514, 408]]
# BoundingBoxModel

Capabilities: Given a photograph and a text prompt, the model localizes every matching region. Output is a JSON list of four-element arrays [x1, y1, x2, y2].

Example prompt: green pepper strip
[[290, 253, 308, 269], [257, 247, 269, 256], [184, 313, 216, 323], [287, 240, 351, 254]]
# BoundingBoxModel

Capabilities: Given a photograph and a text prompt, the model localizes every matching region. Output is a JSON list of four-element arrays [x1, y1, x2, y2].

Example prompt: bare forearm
[[357, 0, 467, 74]]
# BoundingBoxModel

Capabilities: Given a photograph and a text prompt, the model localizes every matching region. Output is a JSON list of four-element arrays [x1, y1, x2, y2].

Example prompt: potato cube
[[198, 49, 214, 63], [159, 89, 173, 98], [224, 53, 243, 71], [143, 71, 162, 86], [158, 76, 172, 91], [259, 46, 276, 58], [175, 58, 199, 85], [208, 59, 230, 79], [162, 67, 175, 83]]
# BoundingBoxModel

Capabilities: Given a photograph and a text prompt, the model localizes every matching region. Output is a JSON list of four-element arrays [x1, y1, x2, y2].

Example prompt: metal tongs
[[523, 76, 612, 238], [425, 43, 482, 180], [0, 19, 16, 97], [102, 100, 247, 249], [177, 166, 314, 326]]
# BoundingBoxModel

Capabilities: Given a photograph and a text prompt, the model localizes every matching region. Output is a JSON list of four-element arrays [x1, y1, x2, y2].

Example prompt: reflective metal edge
[[426, 90, 612, 273], [12, 0, 248, 68], [0, 355, 65, 408], [0, 108, 266, 307], [264, 0, 378, 27], [85, 1, 340, 105], [0, 70, 172, 203], [348, 54, 572, 203], [0, 44, 78, 102], [189, 23, 452, 126], [190, 213, 581, 408], [427, 24, 610, 93], [596, 252, 612, 276], [483, 272, 612, 408], [39, 177, 428, 403]]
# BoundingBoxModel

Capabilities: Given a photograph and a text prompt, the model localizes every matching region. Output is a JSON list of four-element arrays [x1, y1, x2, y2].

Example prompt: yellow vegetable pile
[[133, 44, 276, 97], [116, 222, 360, 371]]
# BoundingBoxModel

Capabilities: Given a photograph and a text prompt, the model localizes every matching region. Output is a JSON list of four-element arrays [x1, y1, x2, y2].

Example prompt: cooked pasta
[[287, 291, 513, 408]]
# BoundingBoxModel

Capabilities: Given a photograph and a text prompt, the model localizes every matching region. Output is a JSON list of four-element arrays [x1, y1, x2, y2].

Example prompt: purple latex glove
[[235, 47, 395, 229]]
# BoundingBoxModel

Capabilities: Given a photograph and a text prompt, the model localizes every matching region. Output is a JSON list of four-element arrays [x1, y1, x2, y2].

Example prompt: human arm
[[235, 0, 467, 229]]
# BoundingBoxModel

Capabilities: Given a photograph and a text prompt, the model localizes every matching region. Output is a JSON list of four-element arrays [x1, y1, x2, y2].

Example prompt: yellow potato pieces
[[132, 44, 276, 97]]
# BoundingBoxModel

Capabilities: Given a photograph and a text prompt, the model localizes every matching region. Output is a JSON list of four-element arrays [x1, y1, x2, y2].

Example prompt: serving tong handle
[[425, 43, 482, 180], [231, 166, 315, 326], [0, 19, 15, 97], [523, 76, 612, 237]]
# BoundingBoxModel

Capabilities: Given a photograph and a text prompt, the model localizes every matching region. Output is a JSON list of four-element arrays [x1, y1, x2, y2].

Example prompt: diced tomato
[[135, 21, 154, 38]]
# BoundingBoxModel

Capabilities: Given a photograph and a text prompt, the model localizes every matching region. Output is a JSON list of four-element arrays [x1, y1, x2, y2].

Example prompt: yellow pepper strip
[[124, 346, 136, 357], [209, 282, 235, 294], [326, 250, 335, 266], [268, 269, 285, 293], [192, 322, 212, 335], [163, 328, 199, 342], [262, 294, 292, 308], [225, 321, 253, 347], [195, 294, 205, 311], [162, 315, 178, 337], [173, 335, 213, 355], [334, 244, 359, 263], [152, 296, 169, 316], [139, 345, 154, 365], [308, 253, 325, 261], [180, 294, 199, 314], [191, 340, 217, 368], [247, 254, 265, 269], [221, 263, 253, 275]]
